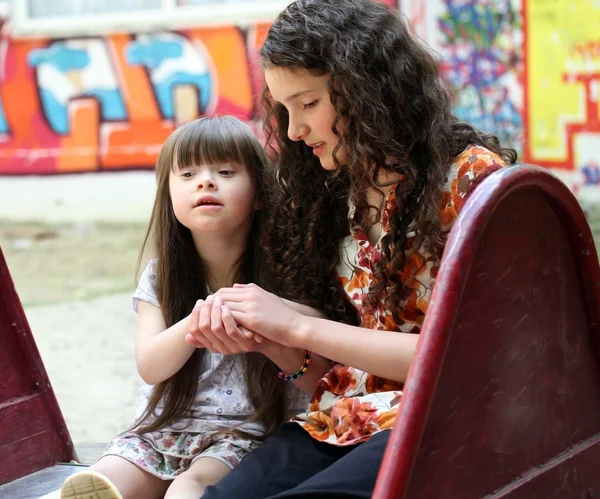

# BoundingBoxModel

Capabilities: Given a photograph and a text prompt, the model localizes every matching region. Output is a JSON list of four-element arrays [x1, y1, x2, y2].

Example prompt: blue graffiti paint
[[0, 93, 7, 134], [84, 89, 127, 121], [127, 36, 213, 118], [155, 72, 212, 119], [582, 163, 600, 185], [29, 41, 127, 134], [39, 88, 126, 134], [39, 89, 67, 134], [29, 44, 90, 71], [127, 38, 184, 69], [439, 0, 522, 149]]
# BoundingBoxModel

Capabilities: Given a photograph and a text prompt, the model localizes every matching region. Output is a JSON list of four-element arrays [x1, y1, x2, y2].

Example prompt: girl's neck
[[192, 228, 250, 292]]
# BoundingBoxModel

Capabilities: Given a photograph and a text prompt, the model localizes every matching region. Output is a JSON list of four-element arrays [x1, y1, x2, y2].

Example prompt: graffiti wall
[[0, 19, 269, 174], [401, 0, 600, 191], [1, 0, 599, 186], [525, 0, 600, 188], [0, 0, 395, 175]]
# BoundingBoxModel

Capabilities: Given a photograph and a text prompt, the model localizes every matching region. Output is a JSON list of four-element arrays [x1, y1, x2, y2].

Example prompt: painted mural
[[525, 0, 600, 187], [0, 21, 261, 174], [401, 0, 600, 190], [0, 0, 599, 186]]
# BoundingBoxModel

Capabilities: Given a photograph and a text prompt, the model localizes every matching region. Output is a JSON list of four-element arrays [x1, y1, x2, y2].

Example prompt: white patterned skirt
[[100, 430, 260, 480]]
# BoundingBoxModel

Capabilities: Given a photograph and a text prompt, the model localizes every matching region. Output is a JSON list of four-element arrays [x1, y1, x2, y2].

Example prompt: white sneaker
[[60, 470, 123, 499]]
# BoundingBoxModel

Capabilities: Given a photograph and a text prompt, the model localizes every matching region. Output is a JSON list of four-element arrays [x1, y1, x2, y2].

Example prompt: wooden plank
[[0, 394, 52, 445], [0, 464, 86, 499], [0, 247, 77, 484], [491, 437, 600, 498], [0, 319, 30, 400], [0, 429, 66, 483]]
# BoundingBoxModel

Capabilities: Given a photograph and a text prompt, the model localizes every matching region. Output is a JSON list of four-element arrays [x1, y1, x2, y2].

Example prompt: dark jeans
[[202, 423, 389, 498]]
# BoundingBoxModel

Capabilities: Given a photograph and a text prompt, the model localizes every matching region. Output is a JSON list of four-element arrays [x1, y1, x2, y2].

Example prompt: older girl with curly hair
[[191, 1, 517, 497]]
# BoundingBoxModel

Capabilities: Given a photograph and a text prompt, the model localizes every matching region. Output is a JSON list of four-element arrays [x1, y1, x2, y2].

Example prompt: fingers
[[210, 296, 229, 344], [188, 296, 263, 354], [189, 300, 216, 350], [221, 304, 253, 352], [213, 290, 246, 303], [198, 297, 231, 354], [189, 300, 202, 337], [184, 333, 205, 348], [239, 326, 264, 344], [219, 301, 246, 313], [222, 307, 253, 339]]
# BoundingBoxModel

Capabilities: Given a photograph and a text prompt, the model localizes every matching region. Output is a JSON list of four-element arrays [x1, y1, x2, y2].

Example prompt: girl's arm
[[219, 284, 419, 383], [186, 296, 330, 394], [293, 315, 418, 382], [270, 299, 330, 393], [258, 339, 331, 395], [281, 298, 325, 319], [135, 300, 197, 385]]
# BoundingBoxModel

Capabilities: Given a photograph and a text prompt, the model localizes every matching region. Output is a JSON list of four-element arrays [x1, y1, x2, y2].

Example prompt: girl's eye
[[181, 171, 195, 178], [219, 170, 233, 176], [303, 100, 318, 110]]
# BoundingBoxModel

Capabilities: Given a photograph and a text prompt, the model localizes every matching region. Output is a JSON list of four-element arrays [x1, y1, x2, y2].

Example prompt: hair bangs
[[172, 117, 254, 171]]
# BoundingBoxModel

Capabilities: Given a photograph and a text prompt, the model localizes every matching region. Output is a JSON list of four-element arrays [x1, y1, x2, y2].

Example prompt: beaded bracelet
[[277, 350, 312, 381]]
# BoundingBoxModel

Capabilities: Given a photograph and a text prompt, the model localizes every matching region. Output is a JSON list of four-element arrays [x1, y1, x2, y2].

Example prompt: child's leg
[[164, 457, 230, 499], [61, 456, 170, 499]]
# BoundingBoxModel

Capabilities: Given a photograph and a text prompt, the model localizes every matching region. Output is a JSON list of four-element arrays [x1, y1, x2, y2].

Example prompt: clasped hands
[[184, 283, 302, 355]]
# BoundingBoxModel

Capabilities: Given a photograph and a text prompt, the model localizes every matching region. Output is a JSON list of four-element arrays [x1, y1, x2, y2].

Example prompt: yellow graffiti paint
[[527, 0, 600, 164]]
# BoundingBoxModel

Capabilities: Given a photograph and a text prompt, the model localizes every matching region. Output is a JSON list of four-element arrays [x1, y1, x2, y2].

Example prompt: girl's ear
[[254, 197, 261, 210]]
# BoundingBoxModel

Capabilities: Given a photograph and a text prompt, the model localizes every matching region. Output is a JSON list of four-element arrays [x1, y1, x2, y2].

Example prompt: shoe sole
[[61, 470, 123, 499]]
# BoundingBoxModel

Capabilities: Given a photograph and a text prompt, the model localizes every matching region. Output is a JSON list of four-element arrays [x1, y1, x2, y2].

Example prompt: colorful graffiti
[[126, 34, 215, 123], [0, 23, 258, 174], [438, 0, 523, 151], [28, 41, 128, 135], [0, 94, 7, 135], [525, 0, 600, 181], [1, 0, 600, 181], [0, 2, 398, 174]]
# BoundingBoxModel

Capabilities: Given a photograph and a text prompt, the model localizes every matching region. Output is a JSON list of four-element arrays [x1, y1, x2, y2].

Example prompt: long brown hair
[[260, 0, 517, 325], [134, 116, 288, 439]]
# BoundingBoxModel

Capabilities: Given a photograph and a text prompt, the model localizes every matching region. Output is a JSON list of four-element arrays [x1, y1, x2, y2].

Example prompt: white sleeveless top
[[132, 260, 309, 435]]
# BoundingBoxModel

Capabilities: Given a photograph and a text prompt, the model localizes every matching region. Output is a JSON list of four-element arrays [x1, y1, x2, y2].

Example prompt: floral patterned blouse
[[292, 145, 508, 446]]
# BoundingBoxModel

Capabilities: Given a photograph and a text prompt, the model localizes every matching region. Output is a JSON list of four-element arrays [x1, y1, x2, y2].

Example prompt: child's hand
[[216, 284, 305, 348], [185, 296, 265, 355]]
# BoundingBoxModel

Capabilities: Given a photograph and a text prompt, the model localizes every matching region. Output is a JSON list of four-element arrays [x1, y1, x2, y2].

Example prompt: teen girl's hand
[[215, 284, 305, 348], [185, 295, 265, 354]]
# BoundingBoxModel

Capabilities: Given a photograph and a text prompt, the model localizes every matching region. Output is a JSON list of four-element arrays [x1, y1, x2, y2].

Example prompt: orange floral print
[[300, 410, 335, 442], [293, 145, 508, 446], [346, 267, 370, 292], [365, 374, 403, 394], [331, 398, 380, 444], [327, 364, 360, 396]]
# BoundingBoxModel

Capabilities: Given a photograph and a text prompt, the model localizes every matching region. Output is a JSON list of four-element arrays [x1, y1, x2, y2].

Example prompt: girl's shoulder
[[139, 258, 159, 286], [449, 144, 508, 183], [133, 258, 160, 312], [440, 145, 509, 229]]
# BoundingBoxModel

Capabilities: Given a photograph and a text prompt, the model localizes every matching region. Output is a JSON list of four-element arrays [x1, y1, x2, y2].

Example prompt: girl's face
[[265, 67, 345, 171], [169, 160, 256, 235]]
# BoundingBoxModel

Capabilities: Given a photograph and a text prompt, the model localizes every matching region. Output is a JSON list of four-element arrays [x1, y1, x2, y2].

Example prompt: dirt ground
[[0, 219, 148, 307], [0, 220, 150, 459]]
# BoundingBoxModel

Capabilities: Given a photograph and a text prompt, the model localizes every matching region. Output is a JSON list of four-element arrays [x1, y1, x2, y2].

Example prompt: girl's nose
[[197, 176, 216, 189], [288, 119, 307, 142]]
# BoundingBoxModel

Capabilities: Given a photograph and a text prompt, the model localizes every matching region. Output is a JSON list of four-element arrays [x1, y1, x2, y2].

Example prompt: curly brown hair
[[260, 0, 517, 326], [134, 117, 289, 440]]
